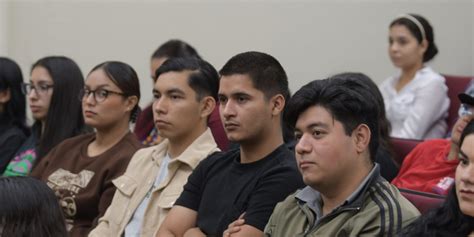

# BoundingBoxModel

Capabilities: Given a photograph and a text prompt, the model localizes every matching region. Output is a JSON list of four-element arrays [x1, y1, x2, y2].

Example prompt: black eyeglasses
[[21, 83, 54, 96], [79, 88, 127, 103]]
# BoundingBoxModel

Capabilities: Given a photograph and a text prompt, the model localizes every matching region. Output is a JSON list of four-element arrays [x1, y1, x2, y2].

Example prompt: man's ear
[[0, 89, 11, 103], [200, 96, 216, 118], [125, 95, 139, 112], [270, 94, 285, 116], [352, 124, 371, 154]]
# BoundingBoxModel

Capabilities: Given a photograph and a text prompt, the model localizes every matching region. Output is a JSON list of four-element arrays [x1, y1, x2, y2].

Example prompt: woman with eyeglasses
[[0, 58, 30, 174], [30, 61, 143, 237], [2, 56, 87, 177]]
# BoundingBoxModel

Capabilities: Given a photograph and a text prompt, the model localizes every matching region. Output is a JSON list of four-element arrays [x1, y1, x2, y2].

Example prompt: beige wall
[[2, 0, 473, 109], [0, 1, 8, 56]]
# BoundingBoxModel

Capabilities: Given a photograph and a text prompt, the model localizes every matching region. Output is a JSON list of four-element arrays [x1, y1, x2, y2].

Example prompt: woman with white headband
[[379, 13, 449, 140]]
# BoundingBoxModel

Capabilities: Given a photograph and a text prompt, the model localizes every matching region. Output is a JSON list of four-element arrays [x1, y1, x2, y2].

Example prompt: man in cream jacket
[[89, 57, 221, 237]]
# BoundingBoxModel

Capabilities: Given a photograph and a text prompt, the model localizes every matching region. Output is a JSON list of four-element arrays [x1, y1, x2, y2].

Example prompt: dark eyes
[[294, 133, 302, 141], [389, 38, 408, 46], [38, 84, 51, 90], [237, 96, 248, 103], [152, 93, 182, 101], [294, 130, 324, 141], [218, 96, 228, 104], [97, 90, 109, 98], [170, 95, 181, 100], [458, 156, 469, 166]]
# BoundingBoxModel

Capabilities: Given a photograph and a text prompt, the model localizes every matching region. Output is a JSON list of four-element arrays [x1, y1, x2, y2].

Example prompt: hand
[[223, 213, 246, 237]]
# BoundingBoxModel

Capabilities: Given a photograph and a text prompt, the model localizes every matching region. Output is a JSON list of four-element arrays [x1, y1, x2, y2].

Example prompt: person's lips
[[460, 189, 474, 194], [299, 160, 316, 170], [155, 119, 171, 127], [30, 105, 42, 113], [84, 110, 97, 117], [224, 122, 239, 130]]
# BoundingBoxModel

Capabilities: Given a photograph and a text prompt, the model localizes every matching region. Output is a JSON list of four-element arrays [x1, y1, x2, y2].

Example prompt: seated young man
[[89, 58, 221, 237], [134, 39, 229, 151], [258, 73, 419, 236], [392, 80, 474, 195], [157, 51, 304, 237]]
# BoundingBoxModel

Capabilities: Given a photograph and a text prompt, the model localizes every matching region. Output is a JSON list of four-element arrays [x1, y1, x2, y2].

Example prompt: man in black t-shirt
[[157, 52, 304, 237]]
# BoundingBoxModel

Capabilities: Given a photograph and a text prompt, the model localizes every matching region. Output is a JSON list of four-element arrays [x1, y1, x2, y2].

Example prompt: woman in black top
[[0, 57, 29, 173]]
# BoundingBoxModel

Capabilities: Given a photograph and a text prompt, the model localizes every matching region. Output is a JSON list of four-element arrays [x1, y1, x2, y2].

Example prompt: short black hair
[[90, 61, 141, 122], [151, 39, 201, 60], [285, 73, 380, 162], [390, 14, 438, 62], [219, 51, 290, 101], [155, 57, 219, 102]]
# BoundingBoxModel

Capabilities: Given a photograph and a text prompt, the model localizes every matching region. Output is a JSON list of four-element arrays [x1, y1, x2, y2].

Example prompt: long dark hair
[[400, 121, 474, 236], [0, 176, 68, 237], [0, 57, 29, 135], [31, 56, 88, 159]]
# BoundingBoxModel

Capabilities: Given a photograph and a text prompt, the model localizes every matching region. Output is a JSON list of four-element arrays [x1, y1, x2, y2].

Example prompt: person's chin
[[32, 113, 46, 121], [226, 133, 244, 143], [84, 118, 100, 128], [391, 61, 404, 68], [303, 177, 322, 188], [459, 203, 474, 217], [159, 130, 173, 139]]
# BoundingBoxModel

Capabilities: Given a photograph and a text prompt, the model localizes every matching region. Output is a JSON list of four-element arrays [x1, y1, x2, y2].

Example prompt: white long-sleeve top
[[379, 66, 449, 140]]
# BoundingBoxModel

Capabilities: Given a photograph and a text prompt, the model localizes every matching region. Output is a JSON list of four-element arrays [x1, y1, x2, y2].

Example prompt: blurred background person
[[379, 13, 449, 140], [0, 176, 68, 237], [0, 57, 29, 173]]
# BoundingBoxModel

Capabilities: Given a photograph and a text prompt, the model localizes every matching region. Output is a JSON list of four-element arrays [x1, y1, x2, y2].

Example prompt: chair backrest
[[399, 188, 445, 214], [390, 137, 423, 166], [443, 75, 473, 134]]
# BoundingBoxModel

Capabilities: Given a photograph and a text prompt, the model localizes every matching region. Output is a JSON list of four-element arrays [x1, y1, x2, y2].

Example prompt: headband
[[396, 14, 426, 41]]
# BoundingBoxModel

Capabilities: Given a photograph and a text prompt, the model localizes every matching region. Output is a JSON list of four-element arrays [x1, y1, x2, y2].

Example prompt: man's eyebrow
[[231, 92, 251, 97], [297, 122, 328, 129], [165, 88, 185, 95]]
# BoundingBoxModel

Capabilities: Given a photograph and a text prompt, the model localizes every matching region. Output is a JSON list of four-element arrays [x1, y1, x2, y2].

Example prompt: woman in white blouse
[[379, 14, 449, 140]]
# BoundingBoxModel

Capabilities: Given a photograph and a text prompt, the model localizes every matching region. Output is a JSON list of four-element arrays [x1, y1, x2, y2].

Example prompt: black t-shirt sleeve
[[242, 164, 304, 231], [174, 152, 220, 211]]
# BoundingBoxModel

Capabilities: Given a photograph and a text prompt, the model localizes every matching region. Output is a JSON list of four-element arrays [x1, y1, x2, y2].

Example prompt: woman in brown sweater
[[31, 61, 143, 237]]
